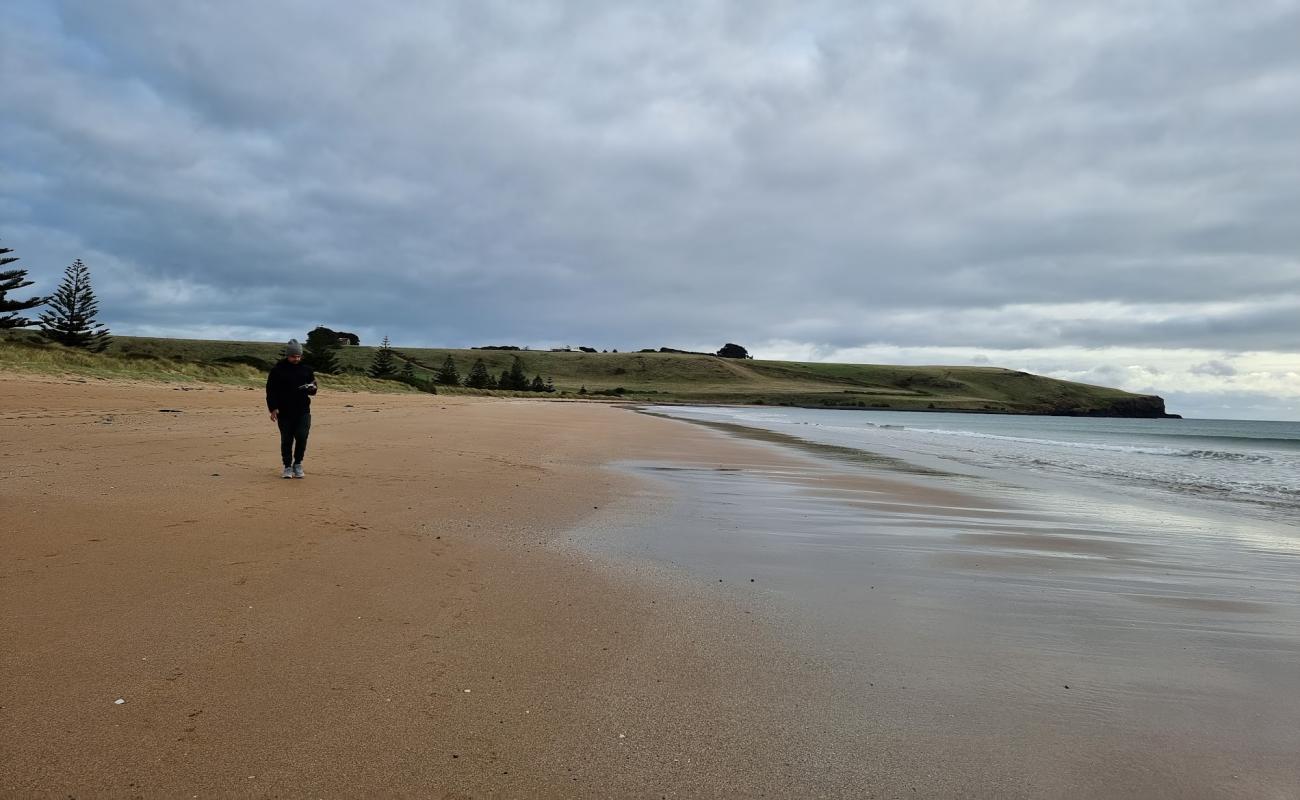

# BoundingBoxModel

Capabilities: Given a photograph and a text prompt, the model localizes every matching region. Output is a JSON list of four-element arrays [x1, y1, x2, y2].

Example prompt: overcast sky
[[3, 1, 1298, 419]]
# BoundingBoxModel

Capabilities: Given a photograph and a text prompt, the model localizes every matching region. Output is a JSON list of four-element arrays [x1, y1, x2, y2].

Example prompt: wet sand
[[3, 375, 1298, 798], [587, 423, 1300, 799]]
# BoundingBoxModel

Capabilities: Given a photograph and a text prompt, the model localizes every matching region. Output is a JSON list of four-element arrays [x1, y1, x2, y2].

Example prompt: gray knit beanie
[[285, 339, 303, 356]]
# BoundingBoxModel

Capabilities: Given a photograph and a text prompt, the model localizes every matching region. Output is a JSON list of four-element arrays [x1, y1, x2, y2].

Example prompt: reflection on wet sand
[[585, 423, 1300, 798]]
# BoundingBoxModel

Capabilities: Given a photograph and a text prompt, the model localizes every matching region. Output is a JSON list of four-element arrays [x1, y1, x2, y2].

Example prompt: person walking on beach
[[266, 339, 317, 479]]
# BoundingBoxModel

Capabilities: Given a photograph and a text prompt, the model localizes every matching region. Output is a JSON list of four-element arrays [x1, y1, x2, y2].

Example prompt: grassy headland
[[0, 333, 1175, 417]]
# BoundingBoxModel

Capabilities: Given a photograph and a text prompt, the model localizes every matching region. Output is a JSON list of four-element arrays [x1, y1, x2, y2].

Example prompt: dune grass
[[0, 336, 417, 395]]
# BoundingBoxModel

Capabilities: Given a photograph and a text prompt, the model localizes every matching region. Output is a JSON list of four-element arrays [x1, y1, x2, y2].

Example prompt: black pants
[[277, 411, 311, 466]]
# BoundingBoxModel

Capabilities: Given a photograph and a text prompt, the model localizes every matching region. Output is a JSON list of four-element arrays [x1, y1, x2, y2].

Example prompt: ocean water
[[645, 406, 1300, 530]]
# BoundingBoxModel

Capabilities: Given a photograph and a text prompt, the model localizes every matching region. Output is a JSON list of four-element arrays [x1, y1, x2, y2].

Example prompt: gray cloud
[[2, 1, 1299, 412], [1191, 359, 1238, 377]]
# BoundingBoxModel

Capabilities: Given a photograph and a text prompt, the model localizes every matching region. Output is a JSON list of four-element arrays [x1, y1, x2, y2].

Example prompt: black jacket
[[266, 360, 317, 415]]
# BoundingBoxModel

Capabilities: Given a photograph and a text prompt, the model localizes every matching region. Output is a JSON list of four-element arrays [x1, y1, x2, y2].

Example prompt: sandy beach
[[3, 375, 1297, 798], [0, 376, 881, 797]]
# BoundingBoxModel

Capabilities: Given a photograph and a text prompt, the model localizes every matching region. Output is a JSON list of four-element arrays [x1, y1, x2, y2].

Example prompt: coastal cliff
[[1070, 395, 1179, 419]]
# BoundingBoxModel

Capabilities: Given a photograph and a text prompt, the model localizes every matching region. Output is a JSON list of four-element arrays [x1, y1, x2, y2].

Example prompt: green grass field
[[0, 332, 1173, 416]]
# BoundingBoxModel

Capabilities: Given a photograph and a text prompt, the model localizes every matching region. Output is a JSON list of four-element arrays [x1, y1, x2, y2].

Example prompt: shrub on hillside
[[303, 326, 342, 373]]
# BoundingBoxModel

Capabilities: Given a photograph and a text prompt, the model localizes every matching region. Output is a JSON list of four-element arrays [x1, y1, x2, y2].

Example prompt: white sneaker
[[281, 466, 293, 479], [292, 463, 305, 479]]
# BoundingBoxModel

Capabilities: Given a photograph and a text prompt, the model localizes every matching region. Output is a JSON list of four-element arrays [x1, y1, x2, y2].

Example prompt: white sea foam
[[648, 405, 1300, 522], [888, 427, 1280, 462]]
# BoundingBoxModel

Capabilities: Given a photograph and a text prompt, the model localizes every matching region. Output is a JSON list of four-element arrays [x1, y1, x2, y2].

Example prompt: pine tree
[[499, 356, 530, 390], [544, 377, 555, 393], [0, 242, 45, 329], [38, 259, 110, 350], [464, 358, 493, 389], [303, 325, 341, 374], [497, 368, 510, 389], [529, 375, 545, 392], [369, 335, 396, 379], [435, 354, 461, 385], [400, 360, 415, 383]]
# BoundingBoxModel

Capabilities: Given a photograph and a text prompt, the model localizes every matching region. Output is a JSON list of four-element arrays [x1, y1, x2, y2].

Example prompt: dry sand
[[1, 375, 890, 798]]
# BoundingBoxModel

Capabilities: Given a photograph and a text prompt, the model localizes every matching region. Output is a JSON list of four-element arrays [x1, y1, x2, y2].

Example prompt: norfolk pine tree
[[464, 358, 493, 388], [38, 259, 110, 350], [0, 241, 46, 329], [499, 356, 530, 390], [435, 354, 461, 385], [369, 335, 396, 379]]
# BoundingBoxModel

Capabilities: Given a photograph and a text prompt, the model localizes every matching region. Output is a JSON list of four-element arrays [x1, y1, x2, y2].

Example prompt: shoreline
[[634, 400, 1182, 419]]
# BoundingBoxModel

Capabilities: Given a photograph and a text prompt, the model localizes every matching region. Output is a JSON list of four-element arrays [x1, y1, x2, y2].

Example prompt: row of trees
[[299, 328, 555, 393], [436, 354, 555, 392], [1, 242, 112, 350], [477, 343, 751, 358]]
